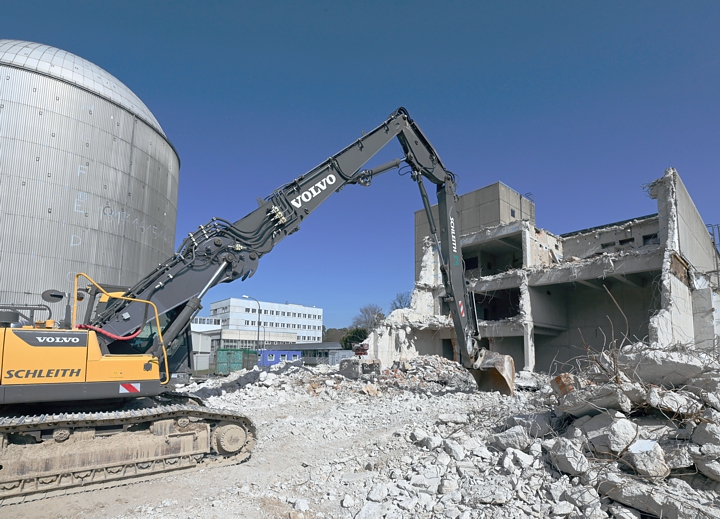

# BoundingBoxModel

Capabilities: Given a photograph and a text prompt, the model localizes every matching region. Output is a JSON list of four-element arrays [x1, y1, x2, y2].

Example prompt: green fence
[[216, 348, 258, 375]]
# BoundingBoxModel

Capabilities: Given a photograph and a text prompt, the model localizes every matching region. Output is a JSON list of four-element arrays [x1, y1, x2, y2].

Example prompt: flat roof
[[560, 213, 658, 238]]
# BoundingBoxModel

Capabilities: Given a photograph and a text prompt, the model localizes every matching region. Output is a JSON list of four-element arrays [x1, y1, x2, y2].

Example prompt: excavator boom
[[88, 108, 513, 396], [0, 108, 514, 503]]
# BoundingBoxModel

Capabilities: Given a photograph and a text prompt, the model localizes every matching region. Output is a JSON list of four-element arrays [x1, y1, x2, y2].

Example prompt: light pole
[[242, 295, 262, 365]]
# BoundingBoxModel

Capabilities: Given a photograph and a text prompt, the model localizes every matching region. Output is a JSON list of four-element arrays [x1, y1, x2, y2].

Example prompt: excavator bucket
[[469, 351, 515, 396]]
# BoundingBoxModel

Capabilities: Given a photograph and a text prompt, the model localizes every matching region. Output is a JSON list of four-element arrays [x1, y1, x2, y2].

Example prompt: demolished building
[[366, 168, 720, 372]]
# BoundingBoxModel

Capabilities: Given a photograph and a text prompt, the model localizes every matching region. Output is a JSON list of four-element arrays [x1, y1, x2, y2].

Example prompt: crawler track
[[0, 401, 256, 504]]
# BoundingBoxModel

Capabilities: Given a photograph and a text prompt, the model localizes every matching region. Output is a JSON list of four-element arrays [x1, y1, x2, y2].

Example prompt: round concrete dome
[[0, 40, 164, 136], [0, 39, 180, 310]]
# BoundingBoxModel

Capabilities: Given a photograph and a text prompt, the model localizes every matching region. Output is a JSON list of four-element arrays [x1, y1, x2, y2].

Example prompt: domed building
[[0, 40, 180, 311]]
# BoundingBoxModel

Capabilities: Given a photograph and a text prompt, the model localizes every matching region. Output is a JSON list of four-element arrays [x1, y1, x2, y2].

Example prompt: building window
[[292, 354, 299, 360], [643, 233, 660, 245], [511, 209, 516, 218], [245, 320, 250, 325], [280, 354, 287, 361], [267, 354, 275, 361]]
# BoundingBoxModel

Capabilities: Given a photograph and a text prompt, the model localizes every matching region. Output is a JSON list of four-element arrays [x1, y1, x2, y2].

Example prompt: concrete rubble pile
[[537, 341, 720, 519], [113, 344, 720, 519]]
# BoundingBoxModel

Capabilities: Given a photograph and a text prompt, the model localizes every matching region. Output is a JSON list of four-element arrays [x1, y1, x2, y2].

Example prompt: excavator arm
[[86, 108, 513, 393]]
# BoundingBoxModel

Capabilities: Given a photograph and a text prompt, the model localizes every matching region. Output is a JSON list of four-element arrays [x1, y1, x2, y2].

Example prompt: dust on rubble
[[6, 348, 720, 519]]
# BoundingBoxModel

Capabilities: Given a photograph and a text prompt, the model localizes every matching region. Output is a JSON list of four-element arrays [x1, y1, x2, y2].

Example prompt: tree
[[340, 327, 368, 350], [324, 327, 347, 342], [389, 291, 411, 312], [351, 303, 385, 331]]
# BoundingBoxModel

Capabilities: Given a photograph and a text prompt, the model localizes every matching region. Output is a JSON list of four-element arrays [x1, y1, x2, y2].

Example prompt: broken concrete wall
[[691, 276, 720, 350], [413, 237, 444, 317], [406, 169, 719, 375], [366, 324, 450, 368], [674, 173, 719, 281], [415, 182, 535, 279], [648, 169, 705, 349], [460, 220, 525, 277], [526, 226, 563, 267], [561, 216, 660, 260], [475, 271, 534, 370], [367, 237, 453, 367]]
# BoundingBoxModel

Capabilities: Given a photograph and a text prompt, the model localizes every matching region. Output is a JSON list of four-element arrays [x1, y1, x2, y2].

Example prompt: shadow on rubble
[[191, 360, 311, 400]]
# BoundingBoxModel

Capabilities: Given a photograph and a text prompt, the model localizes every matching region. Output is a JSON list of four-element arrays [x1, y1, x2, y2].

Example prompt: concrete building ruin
[[366, 168, 720, 373]]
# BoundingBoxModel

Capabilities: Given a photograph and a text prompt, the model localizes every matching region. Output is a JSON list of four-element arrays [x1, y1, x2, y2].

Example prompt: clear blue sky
[[3, 1, 720, 328]]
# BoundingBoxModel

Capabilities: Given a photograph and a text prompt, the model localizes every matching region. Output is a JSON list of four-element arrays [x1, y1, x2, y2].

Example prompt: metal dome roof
[[0, 39, 165, 137]]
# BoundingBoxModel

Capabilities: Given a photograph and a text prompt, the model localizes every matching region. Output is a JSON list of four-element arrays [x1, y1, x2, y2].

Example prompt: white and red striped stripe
[[119, 383, 141, 393]]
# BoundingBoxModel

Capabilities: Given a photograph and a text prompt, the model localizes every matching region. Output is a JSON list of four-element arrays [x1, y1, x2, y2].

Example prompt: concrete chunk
[[508, 447, 535, 468], [354, 501, 384, 519], [551, 501, 576, 517], [465, 476, 514, 505], [692, 421, 720, 446], [443, 439, 465, 461], [580, 411, 626, 455], [608, 418, 639, 454], [646, 387, 703, 415], [694, 457, 720, 482], [410, 429, 429, 443], [623, 440, 670, 478], [550, 438, 589, 476], [618, 349, 704, 387], [662, 442, 694, 469], [367, 483, 388, 502], [506, 412, 554, 437], [420, 435, 444, 450], [598, 472, 717, 519], [562, 485, 601, 511], [492, 425, 531, 451], [438, 413, 468, 424], [557, 384, 632, 418]]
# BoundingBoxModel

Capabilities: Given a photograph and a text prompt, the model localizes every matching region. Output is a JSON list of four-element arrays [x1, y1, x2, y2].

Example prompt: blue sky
[[3, 1, 720, 328]]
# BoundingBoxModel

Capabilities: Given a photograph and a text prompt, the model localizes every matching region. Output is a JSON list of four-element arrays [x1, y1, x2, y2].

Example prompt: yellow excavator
[[0, 108, 514, 502]]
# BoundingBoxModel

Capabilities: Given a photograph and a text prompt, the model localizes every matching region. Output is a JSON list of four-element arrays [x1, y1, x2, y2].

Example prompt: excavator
[[0, 107, 514, 502]]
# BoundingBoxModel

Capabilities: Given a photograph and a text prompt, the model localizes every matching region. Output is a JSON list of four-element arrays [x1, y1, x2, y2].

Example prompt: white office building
[[190, 298, 324, 366]]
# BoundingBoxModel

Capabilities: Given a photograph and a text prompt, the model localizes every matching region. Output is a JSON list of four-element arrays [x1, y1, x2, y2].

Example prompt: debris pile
[[528, 341, 720, 519], [32, 346, 720, 519], [381, 356, 478, 393], [175, 346, 720, 518]]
